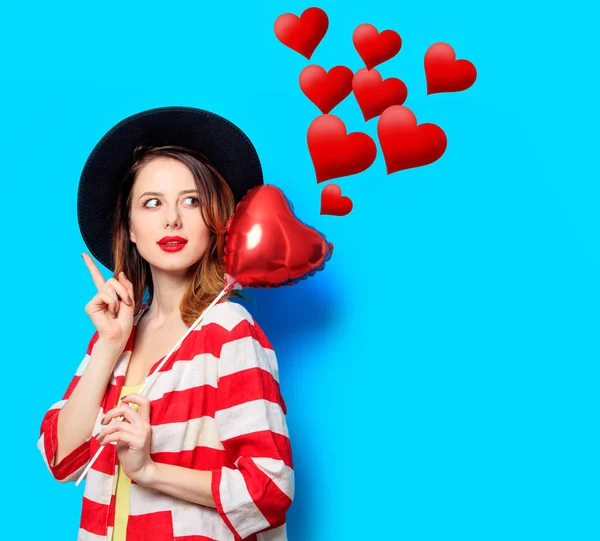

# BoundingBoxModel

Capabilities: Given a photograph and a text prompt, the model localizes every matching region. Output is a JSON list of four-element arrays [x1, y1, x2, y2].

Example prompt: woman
[[37, 106, 295, 541]]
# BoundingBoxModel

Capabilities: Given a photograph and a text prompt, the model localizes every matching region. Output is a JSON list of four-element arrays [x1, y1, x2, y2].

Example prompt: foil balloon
[[224, 184, 334, 288]]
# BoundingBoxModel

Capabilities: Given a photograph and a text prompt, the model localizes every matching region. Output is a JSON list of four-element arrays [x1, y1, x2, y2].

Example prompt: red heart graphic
[[225, 185, 334, 287], [352, 24, 402, 70], [320, 184, 353, 216], [307, 114, 377, 183], [274, 7, 329, 60], [377, 105, 447, 174], [352, 67, 408, 121], [299, 65, 354, 114], [425, 42, 477, 94]]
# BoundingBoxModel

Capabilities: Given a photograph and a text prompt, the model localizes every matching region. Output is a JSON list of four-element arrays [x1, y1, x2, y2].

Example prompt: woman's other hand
[[95, 394, 155, 484]]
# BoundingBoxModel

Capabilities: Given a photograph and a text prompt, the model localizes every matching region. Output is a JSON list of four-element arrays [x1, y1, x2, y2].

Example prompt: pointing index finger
[[81, 252, 106, 290]]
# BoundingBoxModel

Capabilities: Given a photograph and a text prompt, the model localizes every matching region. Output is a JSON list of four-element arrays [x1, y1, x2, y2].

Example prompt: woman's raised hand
[[82, 253, 135, 347]]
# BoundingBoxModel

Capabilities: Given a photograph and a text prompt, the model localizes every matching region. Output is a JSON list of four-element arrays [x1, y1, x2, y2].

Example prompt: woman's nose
[[165, 207, 182, 228]]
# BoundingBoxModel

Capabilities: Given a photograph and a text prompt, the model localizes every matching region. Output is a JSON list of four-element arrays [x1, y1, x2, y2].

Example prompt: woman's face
[[128, 157, 210, 272]]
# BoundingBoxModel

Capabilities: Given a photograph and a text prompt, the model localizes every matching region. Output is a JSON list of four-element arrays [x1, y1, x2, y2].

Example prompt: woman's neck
[[146, 266, 192, 326]]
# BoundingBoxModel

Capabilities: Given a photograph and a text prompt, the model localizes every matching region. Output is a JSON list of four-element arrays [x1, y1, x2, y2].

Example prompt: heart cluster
[[274, 7, 477, 216]]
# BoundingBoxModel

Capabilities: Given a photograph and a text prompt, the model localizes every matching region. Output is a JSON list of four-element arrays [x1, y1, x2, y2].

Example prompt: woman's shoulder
[[195, 300, 268, 356], [207, 299, 255, 332], [207, 300, 274, 357]]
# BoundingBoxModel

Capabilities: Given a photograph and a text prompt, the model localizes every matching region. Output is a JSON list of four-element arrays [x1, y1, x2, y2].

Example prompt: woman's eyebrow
[[139, 189, 199, 200]]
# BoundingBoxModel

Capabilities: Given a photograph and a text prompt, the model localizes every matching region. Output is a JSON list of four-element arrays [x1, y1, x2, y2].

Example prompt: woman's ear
[[129, 227, 136, 244]]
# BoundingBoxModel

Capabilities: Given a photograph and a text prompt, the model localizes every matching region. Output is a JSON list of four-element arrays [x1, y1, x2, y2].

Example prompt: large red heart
[[225, 185, 333, 288], [352, 67, 408, 121], [352, 24, 402, 70], [307, 114, 377, 183], [320, 184, 353, 216], [425, 42, 477, 94], [377, 105, 447, 174], [274, 7, 329, 60], [299, 65, 354, 114]]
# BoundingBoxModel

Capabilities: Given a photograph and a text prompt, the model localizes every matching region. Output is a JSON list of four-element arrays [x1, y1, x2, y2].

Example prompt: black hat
[[77, 106, 264, 272]]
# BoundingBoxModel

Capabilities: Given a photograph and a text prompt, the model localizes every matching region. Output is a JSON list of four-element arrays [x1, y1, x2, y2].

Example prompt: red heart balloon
[[352, 24, 402, 70], [224, 185, 334, 288], [299, 65, 354, 114], [377, 105, 447, 174], [307, 114, 377, 183], [274, 7, 329, 59], [352, 67, 408, 121], [425, 42, 477, 95]]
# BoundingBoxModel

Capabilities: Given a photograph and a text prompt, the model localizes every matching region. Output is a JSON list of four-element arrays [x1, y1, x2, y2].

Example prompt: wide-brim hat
[[77, 105, 263, 272]]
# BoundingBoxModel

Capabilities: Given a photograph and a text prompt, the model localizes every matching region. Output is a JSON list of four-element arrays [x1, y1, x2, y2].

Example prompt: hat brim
[[77, 106, 264, 272]]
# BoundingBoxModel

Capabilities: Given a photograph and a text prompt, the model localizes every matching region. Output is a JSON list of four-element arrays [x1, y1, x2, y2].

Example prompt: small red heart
[[274, 7, 329, 60], [320, 184, 353, 216], [352, 24, 402, 70], [377, 105, 447, 174], [352, 67, 408, 121], [424, 42, 477, 95], [299, 65, 354, 114], [307, 114, 377, 183]]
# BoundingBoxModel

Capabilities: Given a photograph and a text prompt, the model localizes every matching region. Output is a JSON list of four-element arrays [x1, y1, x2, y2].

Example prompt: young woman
[[37, 107, 295, 541]]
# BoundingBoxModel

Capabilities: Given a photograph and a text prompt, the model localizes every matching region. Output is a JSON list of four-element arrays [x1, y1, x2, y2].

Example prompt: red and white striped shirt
[[37, 300, 295, 540]]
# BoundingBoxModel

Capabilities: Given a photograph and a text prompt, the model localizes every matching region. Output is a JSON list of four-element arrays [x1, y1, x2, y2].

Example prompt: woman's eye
[[143, 196, 198, 208], [143, 198, 159, 208]]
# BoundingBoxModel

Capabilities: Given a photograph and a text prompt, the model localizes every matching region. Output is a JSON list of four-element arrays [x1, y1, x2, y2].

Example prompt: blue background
[[4, 0, 598, 539]]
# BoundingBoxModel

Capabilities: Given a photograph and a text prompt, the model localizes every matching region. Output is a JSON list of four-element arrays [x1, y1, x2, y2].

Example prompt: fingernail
[[122, 395, 129, 400]]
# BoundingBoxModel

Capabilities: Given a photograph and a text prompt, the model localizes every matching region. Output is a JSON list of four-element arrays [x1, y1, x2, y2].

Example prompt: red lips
[[157, 236, 187, 244], [157, 236, 188, 252]]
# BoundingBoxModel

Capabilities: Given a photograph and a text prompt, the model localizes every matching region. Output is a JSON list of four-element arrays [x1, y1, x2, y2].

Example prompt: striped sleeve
[[211, 317, 295, 540], [36, 331, 104, 483]]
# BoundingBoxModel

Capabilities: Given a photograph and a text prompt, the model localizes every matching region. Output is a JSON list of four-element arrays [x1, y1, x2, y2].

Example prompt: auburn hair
[[111, 144, 250, 326]]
